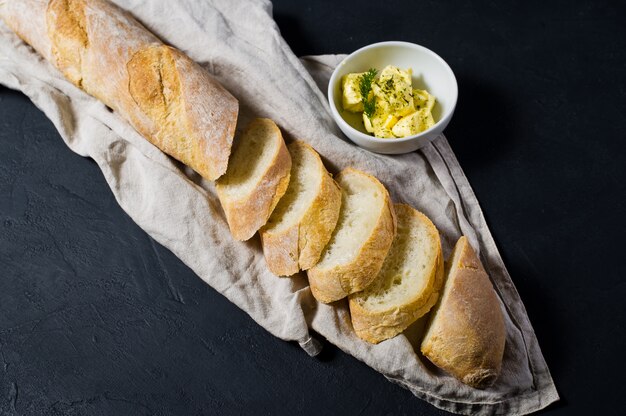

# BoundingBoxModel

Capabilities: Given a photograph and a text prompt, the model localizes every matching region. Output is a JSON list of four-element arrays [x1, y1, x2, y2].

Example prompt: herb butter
[[341, 65, 436, 138]]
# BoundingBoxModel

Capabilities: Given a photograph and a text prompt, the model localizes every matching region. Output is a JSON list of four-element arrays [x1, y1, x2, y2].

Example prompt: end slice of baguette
[[216, 118, 291, 241], [307, 168, 396, 303], [349, 204, 444, 343], [260, 141, 342, 276], [420, 236, 506, 388]]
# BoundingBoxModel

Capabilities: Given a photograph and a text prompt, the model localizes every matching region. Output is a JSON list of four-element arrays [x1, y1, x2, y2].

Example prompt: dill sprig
[[359, 68, 378, 118]]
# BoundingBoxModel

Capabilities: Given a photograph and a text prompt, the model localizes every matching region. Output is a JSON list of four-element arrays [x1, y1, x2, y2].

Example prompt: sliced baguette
[[349, 204, 444, 343], [216, 118, 291, 241], [420, 236, 506, 388], [260, 141, 342, 276], [307, 168, 396, 303]]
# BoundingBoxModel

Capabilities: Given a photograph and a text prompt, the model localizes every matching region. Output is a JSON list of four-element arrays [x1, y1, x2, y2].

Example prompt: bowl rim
[[327, 41, 458, 144]]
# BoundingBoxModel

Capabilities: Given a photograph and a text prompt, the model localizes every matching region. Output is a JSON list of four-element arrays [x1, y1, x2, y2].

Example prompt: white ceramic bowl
[[328, 41, 458, 154]]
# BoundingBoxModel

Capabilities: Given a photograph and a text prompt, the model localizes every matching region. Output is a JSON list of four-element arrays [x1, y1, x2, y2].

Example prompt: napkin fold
[[0, 0, 558, 414]]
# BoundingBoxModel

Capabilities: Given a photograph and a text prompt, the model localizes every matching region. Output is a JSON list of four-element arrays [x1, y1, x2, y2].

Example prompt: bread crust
[[0, 0, 55, 61], [307, 168, 396, 303], [420, 236, 506, 388], [298, 167, 342, 270], [349, 204, 444, 343], [260, 141, 342, 276], [216, 118, 291, 241], [1, 0, 238, 181]]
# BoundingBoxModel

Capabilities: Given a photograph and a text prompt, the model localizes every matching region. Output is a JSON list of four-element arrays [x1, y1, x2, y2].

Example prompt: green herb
[[359, 68, 378, 118]]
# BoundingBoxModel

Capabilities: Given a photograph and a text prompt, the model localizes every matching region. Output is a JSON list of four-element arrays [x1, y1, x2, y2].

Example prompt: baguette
[[349, 204, 444, 343], [0, 0, 238, 180], [260, 141, 342, 276], [420, 236, 506, 388], [216, 118, 291, 241], [307, 168, 396, 303]]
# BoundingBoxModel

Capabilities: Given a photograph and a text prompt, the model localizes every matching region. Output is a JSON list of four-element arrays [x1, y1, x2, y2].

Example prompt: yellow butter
[[372, 66, 414, 118], [342, 65, 437, 138], [382, 114, 399, 130], [363, 112, 396, 138], [341, 73, 365, 112], [363, 112, 374, 133], [413, 88, 436, 111], [392, 108, 435, 137]]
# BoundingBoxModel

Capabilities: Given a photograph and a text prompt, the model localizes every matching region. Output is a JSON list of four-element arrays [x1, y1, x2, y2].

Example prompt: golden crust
[[260, 141, 342, 276], [2, 0, 238, 181], [126, 45, 238, 180], [307, 168, 396, 303], [216, 118, 292, 241], [261, 223, 300, 276], [352, 291, 440, 344], [298, 165, 342, 270], [349, 204, 444, 344], [170, 48, 238, 180], [420, 236, 506, 388], [47, 0, 88, 87]]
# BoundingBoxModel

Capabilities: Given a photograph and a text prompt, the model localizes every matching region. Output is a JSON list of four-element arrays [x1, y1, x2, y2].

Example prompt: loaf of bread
[[307, 168, 396, 303], [349, 204, 444, 344], [260, 141, 342, 276], [0, 0, 238, 181], [216, 118, 291, 241], [421, 236, 506, 388]]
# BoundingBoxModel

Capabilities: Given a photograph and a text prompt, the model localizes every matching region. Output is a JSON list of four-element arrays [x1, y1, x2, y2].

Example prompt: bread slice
[[260, 141, 342, 276], [216, 118, 291, 241], [307, 168, 396, 303], [349, 204, 444, 343], [420, 236, 506, 388]]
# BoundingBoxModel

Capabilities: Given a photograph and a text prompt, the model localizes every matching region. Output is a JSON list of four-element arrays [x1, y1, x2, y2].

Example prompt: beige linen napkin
[[0, 0, 558, 414]]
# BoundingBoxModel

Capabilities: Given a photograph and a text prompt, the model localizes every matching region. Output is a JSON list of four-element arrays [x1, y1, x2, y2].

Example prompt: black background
[[1, 0, 625, 415]]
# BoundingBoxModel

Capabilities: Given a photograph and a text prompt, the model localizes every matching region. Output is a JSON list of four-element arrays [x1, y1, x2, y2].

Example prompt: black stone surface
[[1, 1, 625, 415]]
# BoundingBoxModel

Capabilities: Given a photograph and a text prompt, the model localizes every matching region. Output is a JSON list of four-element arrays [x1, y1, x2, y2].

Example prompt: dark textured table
[[1, 1, 625, 415]]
